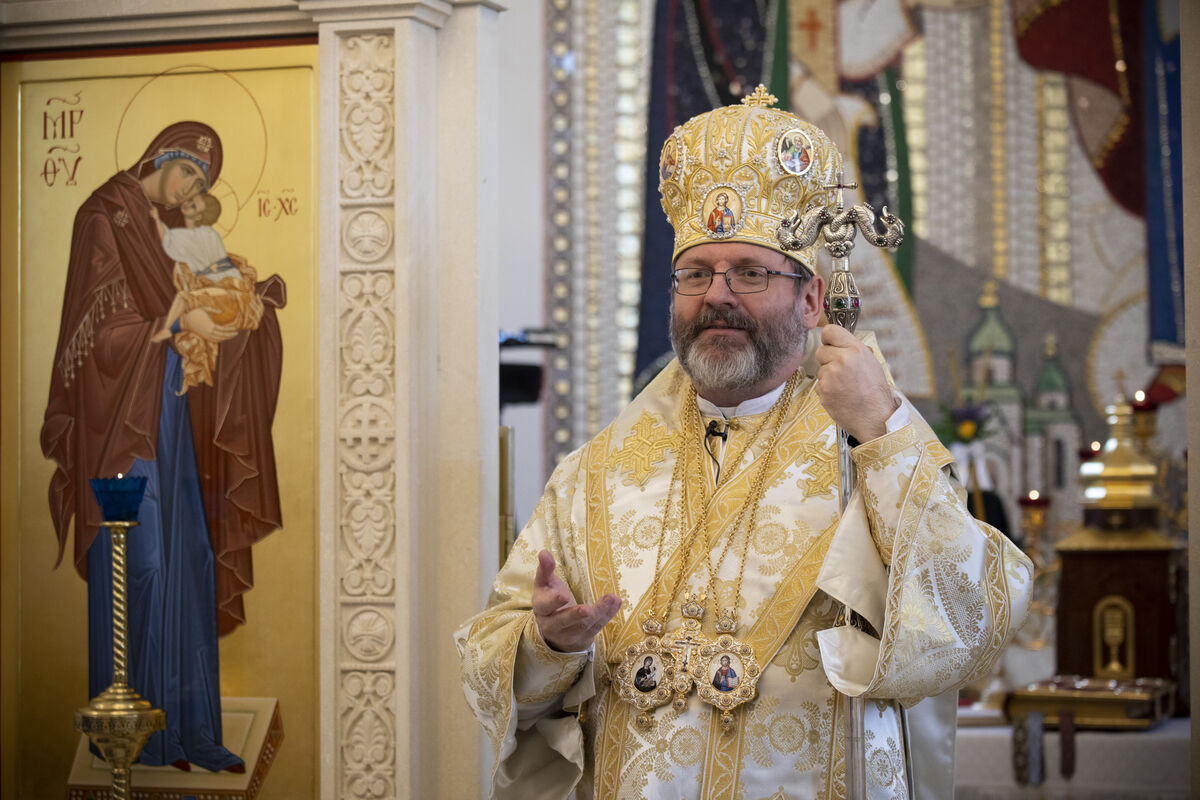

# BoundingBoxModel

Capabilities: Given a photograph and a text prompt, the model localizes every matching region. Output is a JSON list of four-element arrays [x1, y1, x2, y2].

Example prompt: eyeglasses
[[671, 265, 807, 295]]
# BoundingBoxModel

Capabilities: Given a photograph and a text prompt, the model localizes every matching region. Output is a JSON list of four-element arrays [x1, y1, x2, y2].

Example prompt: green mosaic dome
[[967, 281, 1015, 356], [1036, 358, 1069, 396], [1035, 333, 1070, 398]]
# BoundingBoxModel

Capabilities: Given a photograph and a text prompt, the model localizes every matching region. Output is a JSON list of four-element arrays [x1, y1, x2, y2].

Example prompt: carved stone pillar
[[307, 1, 504, 797]]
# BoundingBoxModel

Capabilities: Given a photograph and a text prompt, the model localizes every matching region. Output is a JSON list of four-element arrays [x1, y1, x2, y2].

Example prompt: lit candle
[[1018, 490, 1050, 556], [1019, 490, 1049, 508]]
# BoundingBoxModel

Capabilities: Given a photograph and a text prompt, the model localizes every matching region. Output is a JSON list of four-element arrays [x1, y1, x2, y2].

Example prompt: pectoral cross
[[666, 616, 706, 674], [661, 591, 710, 711]]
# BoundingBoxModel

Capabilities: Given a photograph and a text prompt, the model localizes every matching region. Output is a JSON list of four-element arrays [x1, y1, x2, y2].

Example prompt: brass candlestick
[[1019, 491, 1050, 565], [1015, 491, 1055, 651], [75, 516, 165, 799]]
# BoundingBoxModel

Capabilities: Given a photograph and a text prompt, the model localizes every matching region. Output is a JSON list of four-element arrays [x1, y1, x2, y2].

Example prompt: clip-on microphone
[[704, 419, 728, 483]]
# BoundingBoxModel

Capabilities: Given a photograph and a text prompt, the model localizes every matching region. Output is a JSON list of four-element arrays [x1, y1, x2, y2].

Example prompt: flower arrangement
[[934, 403, 991, 446]]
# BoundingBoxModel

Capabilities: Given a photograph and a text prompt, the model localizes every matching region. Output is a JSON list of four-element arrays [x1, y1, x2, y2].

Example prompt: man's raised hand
[[533, 549, 622, 653]]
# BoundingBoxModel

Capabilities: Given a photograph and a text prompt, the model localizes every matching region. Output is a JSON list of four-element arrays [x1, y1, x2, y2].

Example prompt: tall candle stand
[[1019, 490, 1051, 566], [1016, 490, 1055, 650], [76, 476, 165, 800]]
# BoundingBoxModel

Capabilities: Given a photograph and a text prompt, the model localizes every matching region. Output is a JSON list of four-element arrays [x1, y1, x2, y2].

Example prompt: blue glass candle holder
[[89, 475, 148, 522], [79, 472, 163, 795]]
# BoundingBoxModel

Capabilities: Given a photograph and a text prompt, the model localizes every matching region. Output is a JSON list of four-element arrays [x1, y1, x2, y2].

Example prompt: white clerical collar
[[696, 380, 787, 420]]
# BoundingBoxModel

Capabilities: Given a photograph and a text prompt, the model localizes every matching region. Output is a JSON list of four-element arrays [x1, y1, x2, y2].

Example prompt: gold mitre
[[657, 85, 843, 273]]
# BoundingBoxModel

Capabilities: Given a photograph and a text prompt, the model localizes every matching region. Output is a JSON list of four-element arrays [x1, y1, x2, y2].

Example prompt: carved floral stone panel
[[338, 30, 399, 798]]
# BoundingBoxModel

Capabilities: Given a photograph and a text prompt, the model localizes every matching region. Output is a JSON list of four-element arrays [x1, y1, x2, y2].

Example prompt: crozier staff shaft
[[775, 168, 906, 800], [822, 171, 868, 800]]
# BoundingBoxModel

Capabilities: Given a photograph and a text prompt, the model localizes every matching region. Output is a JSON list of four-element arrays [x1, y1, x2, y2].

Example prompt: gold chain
[[702, 371, 801, 627], [641, 370, 803, 632], [641, 428, 691, 628], [642, 384, 724, 630]]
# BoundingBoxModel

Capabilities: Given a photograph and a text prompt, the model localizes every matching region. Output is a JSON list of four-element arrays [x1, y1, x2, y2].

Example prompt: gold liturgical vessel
[[1053, 391, 1183, 707], [76, 476, 165, 800], [1008, 392, 1181, 729]]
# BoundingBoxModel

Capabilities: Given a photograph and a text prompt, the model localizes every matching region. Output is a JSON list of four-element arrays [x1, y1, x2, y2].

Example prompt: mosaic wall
[[543, 0, 648, 466], [548, 0, 1185, 544]]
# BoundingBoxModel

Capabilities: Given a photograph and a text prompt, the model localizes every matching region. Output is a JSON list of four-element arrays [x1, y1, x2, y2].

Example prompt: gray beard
[[669, 304, 807, 396]]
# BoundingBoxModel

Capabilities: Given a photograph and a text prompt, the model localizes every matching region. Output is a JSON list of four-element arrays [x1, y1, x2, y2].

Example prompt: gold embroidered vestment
[[457, 354, 1033, 800]]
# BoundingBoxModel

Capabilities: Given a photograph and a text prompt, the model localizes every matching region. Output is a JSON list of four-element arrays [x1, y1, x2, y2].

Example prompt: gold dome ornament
[[1061, 389, 1172, 548]]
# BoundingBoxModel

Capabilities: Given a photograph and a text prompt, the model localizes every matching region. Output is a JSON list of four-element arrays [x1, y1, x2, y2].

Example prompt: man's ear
[[799, 274, 824, 328]]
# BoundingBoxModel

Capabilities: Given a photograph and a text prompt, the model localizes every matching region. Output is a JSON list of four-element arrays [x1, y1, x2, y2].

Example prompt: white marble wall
[[497, 0, 549, 534]]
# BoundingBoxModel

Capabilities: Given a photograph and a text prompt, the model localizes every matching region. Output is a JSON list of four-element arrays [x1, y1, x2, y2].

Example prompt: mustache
[[679, 307, 759, 338]]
